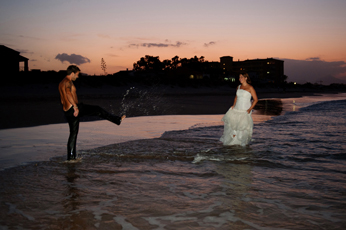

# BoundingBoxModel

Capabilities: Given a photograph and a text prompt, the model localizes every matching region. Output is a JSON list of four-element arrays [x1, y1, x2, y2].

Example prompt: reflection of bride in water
[[220, 73, 258, 146]]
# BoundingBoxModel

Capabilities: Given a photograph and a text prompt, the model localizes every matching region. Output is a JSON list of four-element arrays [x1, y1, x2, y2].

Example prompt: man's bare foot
[[121, 115, 126, 121]]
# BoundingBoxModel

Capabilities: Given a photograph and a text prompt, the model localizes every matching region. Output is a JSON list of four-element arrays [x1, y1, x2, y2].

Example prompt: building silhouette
[[0, 45, 29, 73], [220, 56, 234, 74], [219, 56, 284, 82]]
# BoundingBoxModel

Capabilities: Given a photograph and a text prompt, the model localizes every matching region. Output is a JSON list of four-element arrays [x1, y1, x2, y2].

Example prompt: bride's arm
[[247, 86, 258, 113], [231, 93, 237, 109], [231, 89, 238, 109]]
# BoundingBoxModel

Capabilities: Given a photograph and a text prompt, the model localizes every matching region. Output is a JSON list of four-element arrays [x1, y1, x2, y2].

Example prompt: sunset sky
[[1, 0, 346, 84]]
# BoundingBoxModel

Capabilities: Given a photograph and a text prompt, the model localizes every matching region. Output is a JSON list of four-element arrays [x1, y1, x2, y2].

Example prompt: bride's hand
[[247, 109, 251, 114]]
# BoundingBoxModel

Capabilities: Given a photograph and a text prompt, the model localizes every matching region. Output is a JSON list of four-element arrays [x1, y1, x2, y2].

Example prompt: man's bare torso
[[59, 77, 78, 111]]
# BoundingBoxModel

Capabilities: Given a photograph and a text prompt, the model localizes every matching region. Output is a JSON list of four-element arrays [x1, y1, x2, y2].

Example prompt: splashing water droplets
[[119, 86, 169, 117]]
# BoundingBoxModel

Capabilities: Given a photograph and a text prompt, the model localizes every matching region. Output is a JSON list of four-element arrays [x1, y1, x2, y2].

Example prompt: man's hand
[[73, 107, 79, 117]]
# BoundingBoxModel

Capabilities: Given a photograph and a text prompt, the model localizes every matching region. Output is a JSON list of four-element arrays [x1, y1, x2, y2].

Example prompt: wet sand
[[1, 83, 346, 229], [1, 92, 345, 171], [0, 84, 342, 129], [1, 83, 345, 170]]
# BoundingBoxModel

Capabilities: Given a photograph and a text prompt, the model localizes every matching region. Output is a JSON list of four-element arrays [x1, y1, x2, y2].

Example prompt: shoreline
[[1, 84, 345, 130], [1, 93, 346, 171], [1, 97, 345, 229]]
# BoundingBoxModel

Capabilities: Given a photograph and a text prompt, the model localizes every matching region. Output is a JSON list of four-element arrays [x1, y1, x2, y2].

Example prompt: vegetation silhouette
[[132, 55, 226, 87], [4, 54, 346, 92], [101, 58, 107, 75]]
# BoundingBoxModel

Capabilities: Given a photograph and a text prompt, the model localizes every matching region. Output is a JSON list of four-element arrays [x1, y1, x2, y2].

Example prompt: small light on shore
[[294, 82, 297, 85]]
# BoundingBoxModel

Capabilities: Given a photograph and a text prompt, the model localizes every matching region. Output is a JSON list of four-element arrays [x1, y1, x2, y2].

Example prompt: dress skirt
[[220, 107, 253, 146]]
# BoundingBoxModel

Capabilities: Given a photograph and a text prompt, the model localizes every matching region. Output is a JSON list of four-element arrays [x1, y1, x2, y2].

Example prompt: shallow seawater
[[1, 100, 346, 229]]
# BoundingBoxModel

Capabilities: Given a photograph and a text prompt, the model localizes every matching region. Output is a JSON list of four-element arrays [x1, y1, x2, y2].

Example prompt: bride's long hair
[[240, 72, 251, 84]]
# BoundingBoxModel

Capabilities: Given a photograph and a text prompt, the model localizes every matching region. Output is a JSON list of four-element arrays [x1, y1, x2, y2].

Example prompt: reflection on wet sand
[[64, 164, 80, 212], [254, 99, 283, 116], [211, 146, 255, 228], [62, 164, 83, 229]]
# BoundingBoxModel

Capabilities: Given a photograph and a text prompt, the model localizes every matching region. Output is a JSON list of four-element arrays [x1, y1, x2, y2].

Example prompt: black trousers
[[64, 103, 122, 160]]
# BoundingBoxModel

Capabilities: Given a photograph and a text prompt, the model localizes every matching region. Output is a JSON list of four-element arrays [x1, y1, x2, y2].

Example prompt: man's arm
[[65, 81, 79, 117]]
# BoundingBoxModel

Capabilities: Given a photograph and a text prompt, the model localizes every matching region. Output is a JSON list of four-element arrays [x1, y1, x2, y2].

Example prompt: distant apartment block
[[219, 56, 284, 82]]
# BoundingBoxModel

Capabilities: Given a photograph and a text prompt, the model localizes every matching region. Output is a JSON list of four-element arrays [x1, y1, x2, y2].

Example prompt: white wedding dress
[[220, 85, 253, 146]]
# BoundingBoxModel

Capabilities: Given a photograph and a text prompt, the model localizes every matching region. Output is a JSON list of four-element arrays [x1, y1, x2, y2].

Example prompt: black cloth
[[64, 103, 122, 160]]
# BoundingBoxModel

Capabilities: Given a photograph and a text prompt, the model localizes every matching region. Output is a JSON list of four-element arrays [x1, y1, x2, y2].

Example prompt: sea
[[0, 96, 346, 229]]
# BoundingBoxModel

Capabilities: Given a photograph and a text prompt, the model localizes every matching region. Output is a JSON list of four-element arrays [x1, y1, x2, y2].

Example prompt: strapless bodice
[[234, 89, 252, 110]]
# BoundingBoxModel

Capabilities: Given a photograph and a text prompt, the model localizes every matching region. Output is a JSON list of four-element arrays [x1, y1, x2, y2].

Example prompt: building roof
[[0, 45, 29, 61], [0, 45, 20, 54], [238, 58, 284, 63]]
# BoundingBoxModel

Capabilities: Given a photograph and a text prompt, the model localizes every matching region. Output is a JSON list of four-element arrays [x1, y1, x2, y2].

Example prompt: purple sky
[[1, 0, 345, 84]]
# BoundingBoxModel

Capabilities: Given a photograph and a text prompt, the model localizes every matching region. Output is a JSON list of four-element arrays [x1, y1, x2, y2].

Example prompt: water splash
[[120, 87, 135, 113], [119, 85, 170, 117]]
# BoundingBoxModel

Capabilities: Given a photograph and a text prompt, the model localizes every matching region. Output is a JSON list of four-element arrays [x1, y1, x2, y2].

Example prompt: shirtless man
[[59, 65, 125, 160]]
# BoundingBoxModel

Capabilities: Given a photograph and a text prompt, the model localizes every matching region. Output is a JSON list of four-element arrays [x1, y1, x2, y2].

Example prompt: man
[[59, 65, 125, 160]]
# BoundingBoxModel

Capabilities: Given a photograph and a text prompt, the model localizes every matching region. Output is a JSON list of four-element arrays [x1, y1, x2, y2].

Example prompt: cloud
[[17, 49, 34, 55], [282, 57, 346, 84], [305, 57, 321, 61], [204, 41, 216, 47], [18, 35, 42, 40], [55, 53, 91, 65], [129, 41, 187, 48]]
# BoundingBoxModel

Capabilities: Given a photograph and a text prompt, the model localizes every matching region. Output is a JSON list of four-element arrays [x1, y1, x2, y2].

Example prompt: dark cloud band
[[204, 41, 216, 47], [129, 41, 186, 48]]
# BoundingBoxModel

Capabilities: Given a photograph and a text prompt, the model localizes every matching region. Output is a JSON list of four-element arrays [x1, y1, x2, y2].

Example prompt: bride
[[220, 72, 258, 146]]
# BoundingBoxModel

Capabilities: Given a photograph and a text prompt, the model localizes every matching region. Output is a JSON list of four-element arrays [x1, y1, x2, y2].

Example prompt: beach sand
[[1, 84, 345, 171], [0, 83, 342, 129], [1, 84, 346, 229]]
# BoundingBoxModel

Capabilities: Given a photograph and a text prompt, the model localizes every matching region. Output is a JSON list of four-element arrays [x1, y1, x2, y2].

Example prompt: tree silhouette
[[171, 55, 180, 69], [101, 58, 107, 75], [133, 55, 163, 72], [133, 55, 207, 72], [162, 59, 172, 70]]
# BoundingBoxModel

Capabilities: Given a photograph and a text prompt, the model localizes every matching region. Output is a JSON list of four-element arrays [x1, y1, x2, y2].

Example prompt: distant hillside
[[317, 75, 346, 85]]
